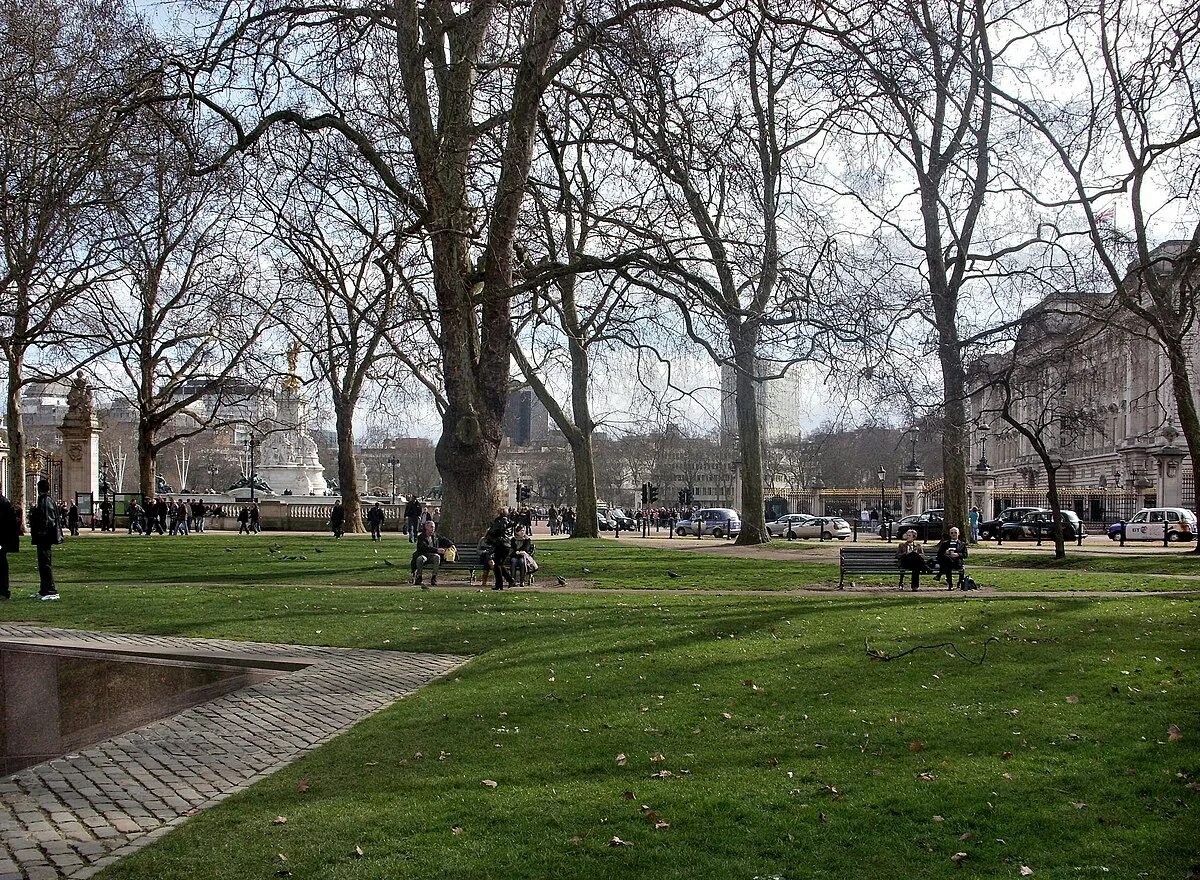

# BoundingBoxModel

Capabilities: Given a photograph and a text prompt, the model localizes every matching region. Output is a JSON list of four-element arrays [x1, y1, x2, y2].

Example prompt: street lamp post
[[247, 433, 258, 501], [207, 465, 219, 493], [388, 449, 399, 503], [877, 466, 888, 541], [975, 421, 991, 470]]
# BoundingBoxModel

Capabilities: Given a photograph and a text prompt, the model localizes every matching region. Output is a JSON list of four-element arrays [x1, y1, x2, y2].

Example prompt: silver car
[[766, 514, 852, 540]]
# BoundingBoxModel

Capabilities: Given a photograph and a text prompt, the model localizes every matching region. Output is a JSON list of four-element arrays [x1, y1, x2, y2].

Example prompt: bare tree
[[181, 0, 716, 541], [91, 117, 274, 499], [0, 0, 152, 516], [262, 149, 426, 534], [599, 0, 850, 544], [808, 0, 1019, 538], [993, 0, 1200, 549], [971, 304, 1106, 557]]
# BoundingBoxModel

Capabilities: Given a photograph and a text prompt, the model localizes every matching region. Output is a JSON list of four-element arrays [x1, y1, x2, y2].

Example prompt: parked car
[[1106, 507, 1197, 542], [978, 507, 1047, 540], [765, 514, 852, 540], [607, 507, 638, 531], [675, 508, 742, 538], [999, 509, 1086, 541], [596, 509, 613, 531], [892, 509, 945, 541]]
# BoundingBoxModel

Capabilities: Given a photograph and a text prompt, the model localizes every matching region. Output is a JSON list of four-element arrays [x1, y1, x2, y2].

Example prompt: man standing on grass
[[367, 502, 385, 541], [29, 479, 60, 600], [0, 490, 19, 600]]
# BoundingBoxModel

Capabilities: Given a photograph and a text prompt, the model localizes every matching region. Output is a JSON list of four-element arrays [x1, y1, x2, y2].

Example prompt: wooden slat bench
[[838, 546, 912, 590], [407, 541, 538, 587]]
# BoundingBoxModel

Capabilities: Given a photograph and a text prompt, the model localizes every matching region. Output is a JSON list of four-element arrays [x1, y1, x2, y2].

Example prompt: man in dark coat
[[29, 479, 60, 600], [366, 502, 385, 541], [0, 490, 20, 600], [330, 499, 346, 538]]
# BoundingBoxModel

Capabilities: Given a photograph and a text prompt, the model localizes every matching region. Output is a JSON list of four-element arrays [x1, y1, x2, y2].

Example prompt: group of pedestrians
[[127, 498, 226, 536], [546, 506, 576, 536]]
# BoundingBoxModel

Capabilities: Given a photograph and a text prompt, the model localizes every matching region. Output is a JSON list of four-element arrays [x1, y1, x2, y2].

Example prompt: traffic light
[[649, 484, 658, 502], [641, 482, 649, 504], [678, 489, 686, 504], [517, 483, 532, 502]]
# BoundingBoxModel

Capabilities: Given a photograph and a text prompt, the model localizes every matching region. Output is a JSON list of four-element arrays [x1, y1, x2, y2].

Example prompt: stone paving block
[[0, 625, 468, 880]]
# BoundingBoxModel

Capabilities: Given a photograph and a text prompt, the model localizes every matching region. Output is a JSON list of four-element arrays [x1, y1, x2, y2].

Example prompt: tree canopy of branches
[[0, 0, 153, 516]]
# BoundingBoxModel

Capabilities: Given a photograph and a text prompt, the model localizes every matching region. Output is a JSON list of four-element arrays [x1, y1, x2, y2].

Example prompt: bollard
[[852, 518, 858, 542], [1164, 523, 1170, 548], [997, 525, 1003, 547], [1119, 521, 1125, 547], [1077, 526, 1083, 546]]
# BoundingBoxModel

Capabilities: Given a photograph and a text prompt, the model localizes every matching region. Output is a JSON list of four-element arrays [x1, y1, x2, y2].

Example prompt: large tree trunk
[[1164, 342, 1200, 553], [334, 399, 364, 533], [5, 364, 26, 529], [137, 417, 157, 499], [570, 434, 599, 539], [435, 408, 501, 544], [1044, 464, 1066, 559], [733, 332, 769, 546]]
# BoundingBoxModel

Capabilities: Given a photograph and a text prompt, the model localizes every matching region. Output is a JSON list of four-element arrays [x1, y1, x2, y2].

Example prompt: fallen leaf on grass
[[1066, 695, 1079, 704], [609, 836, 632, 847], [1168, 724, 1183, 742], [451, 826, 464, 835], [271, 816, 288, 825], [622, 790, 635, 800], [721, 712, 733, 720], [650, 770, 673, 779], [909, 741, 925, 752], [650, 753, 666, 764], [482, 779, 499, 789], [1002, 751, 1014, 759], [276, 853, 288, 863], [1071, 802, 1087, 810], [353, 845, 364, 858], [1002, 772, 1014, 780], [1020, 867, 1034, 876], [616, 753, 627, 766], [958, 832, 973, 841], [654, 821, 670, 830], [916, 771, 936, 781], [952, 852, 968, 863], [297, 779, 310, 793], [932, 815, 944, 822]]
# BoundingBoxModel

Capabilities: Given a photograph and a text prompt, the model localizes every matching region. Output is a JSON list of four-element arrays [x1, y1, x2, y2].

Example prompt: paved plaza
[[0, 626, 469, 880]]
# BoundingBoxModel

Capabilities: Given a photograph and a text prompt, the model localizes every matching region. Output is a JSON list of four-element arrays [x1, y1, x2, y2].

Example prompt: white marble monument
[[255, 344, 328, 496]]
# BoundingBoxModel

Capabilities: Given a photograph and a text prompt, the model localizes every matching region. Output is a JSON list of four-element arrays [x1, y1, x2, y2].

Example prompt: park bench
[[838, 545, 912, 590], [407, 540, 537, 587]]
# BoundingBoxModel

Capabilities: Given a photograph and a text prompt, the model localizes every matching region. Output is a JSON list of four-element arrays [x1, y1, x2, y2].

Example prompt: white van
[[1109, 508, 1197, 542]]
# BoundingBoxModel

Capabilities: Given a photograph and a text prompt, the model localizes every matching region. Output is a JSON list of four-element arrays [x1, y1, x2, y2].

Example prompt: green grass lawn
[[0, 537, 1197, 879], [3, 587, 1197, 879], [8, 534, 1196, 593]]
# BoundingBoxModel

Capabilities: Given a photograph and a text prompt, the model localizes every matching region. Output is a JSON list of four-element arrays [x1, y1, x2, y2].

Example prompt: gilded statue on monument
[[282, 340, 303, 394]]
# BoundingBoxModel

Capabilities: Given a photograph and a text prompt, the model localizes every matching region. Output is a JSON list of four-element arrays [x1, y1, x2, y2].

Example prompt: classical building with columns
[[967, 245, 1198, 521]]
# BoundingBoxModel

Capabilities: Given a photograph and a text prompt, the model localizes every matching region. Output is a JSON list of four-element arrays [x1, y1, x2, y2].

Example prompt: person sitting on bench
[[934, 526, 968, 589], [411, 520, 452, 589], [509, 525, 537, 586], [896, 529, 932, 591], [483, 512, 517, 591]]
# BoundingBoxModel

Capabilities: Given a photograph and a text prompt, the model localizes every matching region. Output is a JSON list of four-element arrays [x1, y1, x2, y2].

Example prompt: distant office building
[[719, 362, 769, 448], [503, 387, 551, 446]]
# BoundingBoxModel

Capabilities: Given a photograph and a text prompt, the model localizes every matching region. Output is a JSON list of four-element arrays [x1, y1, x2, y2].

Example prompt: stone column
[[57, 372, 100, 503], [899, 467, 925, 516], [970, 466, 996, 518], [1152, 444, 1186, 508]]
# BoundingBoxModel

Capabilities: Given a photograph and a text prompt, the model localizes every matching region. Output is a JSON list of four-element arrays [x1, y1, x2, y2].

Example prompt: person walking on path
[[250, 502, 261, 534], [0, 491, 20, 600], [29, 479, 60, 600], [404, 495, 421, 542], [67, 502, 80, 536], [330, 499, 346, 538], [367, 502, 385, 541], [969, 506, 981, 543], [237, 505, 251, 534]]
